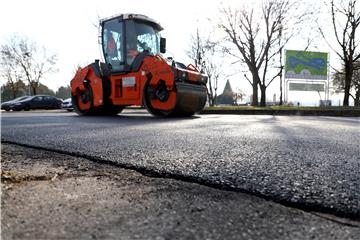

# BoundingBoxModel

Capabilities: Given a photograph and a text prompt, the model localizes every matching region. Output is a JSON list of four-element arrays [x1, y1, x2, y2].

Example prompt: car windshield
[[18, 96, 34, 102]]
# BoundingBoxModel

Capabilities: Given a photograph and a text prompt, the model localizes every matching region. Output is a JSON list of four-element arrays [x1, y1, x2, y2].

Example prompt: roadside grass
[[204, 105, 360, 111]]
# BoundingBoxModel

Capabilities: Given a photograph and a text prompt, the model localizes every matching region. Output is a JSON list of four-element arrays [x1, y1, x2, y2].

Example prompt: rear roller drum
[[143, 82, 171, 117], [72, 81, 93, 116]]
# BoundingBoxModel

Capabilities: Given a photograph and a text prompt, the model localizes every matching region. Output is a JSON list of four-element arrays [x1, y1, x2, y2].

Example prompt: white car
[[62, 98, 73, 112]]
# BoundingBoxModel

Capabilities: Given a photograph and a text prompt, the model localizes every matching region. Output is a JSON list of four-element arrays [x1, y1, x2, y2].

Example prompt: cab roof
[[100, 13, 164, 31]]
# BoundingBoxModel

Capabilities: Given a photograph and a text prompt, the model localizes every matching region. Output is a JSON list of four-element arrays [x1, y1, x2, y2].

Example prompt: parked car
[[62, 98, 73, 112], [1, 96, 30, 111], [9, 95, 62, 111]]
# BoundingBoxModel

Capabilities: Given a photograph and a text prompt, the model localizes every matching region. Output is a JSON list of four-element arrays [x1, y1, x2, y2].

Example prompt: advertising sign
[[285, 50, 328, 80], [289, 82, 325, 92]]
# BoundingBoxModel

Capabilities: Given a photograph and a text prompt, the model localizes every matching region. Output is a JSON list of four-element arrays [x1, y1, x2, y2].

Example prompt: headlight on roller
[[176, 69, 188, 81], [201, 75, 208, 84]]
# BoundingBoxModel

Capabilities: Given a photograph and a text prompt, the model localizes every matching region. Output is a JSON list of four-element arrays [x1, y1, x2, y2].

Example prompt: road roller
[[71, 13, 208, 117]]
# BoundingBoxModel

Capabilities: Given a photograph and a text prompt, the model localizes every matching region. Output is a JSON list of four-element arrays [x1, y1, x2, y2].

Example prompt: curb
[[200, 109, 360, 117]]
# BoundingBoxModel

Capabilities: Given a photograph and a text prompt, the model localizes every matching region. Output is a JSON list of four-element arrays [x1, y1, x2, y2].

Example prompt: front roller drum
[[144, 82, 207, 117], [171, 82, 207, 116]]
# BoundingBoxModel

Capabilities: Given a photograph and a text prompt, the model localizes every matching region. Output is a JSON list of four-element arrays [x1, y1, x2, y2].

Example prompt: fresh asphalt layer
[[2, 143, 359, 239], [1, 110, 360, 219]]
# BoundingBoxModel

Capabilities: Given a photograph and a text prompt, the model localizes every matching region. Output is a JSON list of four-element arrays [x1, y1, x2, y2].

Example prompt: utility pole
[[278, 25, 283, 105]]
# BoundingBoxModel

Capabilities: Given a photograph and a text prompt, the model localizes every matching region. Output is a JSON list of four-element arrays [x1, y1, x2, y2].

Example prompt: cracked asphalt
[[1, 110, 360, 219]]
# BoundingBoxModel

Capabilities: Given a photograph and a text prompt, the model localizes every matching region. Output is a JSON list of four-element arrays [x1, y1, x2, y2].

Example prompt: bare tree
[[219, 0, 308, 106], [319, 0, 360, 106], [333, 61, 360, 106], [1, 80, 27, 102], [0, 35, 57, 95], [0, 44, 24, 98], [55, 85, 71, 100], [188, 28, 224, 106]]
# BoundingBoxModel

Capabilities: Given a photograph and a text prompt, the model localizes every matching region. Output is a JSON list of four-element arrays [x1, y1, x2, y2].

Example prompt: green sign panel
[[285, 50, 328, 80], [289, 83, 325, 92]]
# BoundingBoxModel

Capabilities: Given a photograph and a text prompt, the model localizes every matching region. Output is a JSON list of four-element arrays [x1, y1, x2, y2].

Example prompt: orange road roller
[[71, 13, 208, 116]]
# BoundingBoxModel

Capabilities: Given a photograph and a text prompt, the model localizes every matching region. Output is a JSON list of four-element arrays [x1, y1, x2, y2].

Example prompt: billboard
[[289, 83, 325, 92], [285, 50, 328, 80]]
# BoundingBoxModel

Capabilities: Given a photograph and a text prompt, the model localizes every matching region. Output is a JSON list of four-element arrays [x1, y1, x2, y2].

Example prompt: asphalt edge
[[2, 140, 360, 224], [200, 109, 360, 117]]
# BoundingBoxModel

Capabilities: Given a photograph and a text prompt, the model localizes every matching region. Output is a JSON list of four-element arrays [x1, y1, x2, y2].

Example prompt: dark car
[[1, 96, 30, 111], [9, 95, 62, 111]]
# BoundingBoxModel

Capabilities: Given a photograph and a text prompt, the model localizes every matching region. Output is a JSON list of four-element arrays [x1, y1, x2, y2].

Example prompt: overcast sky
[[0, 0, 349, 105], [0, 0, 229, 89]]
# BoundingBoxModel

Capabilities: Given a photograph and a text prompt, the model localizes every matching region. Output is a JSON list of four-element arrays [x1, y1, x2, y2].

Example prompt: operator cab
[[101, 13, 166, 73]]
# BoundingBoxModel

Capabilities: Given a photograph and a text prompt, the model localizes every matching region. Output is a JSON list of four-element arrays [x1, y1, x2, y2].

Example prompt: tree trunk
[[31, 81, 38, 95], [251, 74, 260, 106], [343, 64, 353, 106], [355, 91, 360, 107], [11, 85, 17, 99], [251, 83, 258, 106], [279, 72, 283, 105], [207, 92, 211, 106], [210, 97, 215, 107], [260, 85, 266, 107], [32, 86, 37, 95], [207, 77, 213, 106]]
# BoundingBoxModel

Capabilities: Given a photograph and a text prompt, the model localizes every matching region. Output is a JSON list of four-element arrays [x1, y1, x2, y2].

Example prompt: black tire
[[66, 109, 73, 112], [5, 108, 10, 112], [24, 105, 30, 111]]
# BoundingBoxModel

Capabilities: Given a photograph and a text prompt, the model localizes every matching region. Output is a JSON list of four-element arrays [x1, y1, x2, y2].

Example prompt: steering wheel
[[138, 40, 151, 52]]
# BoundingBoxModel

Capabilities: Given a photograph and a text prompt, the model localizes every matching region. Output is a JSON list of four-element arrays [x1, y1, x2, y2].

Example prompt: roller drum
[[170, 82, 207, 116]]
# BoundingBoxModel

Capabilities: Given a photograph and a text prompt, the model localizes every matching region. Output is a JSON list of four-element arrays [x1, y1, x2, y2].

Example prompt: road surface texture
[[1, 110, 359, 220], [2, 143, 359, 239]]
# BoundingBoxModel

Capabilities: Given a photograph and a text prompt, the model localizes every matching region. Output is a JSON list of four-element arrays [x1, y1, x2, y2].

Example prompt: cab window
[[125, 20, 160, 65], [102, 19, 124, 71]]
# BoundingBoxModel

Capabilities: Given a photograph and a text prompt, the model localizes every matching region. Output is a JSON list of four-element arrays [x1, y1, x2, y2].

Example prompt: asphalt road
[[2, 143, 359, 239], [1, 110, 360, 219]]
